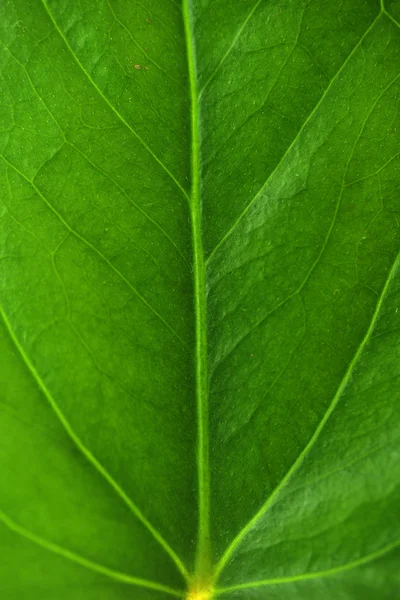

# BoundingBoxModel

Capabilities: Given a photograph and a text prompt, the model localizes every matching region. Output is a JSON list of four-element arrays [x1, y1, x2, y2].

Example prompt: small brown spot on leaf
[[135, 64, 141, 70]]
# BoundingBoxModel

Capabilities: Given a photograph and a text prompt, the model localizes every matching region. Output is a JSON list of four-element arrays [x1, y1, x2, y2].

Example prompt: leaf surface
[[0, 0, 400, 598]]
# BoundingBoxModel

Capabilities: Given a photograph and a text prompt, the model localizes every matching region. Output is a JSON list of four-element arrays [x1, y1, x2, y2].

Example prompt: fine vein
[[0, 510, 183, 597], [0, 305, 189, 582], [183, 0, 211, 584], [2, 155, 187, 349], [214, 246, 400, 581]]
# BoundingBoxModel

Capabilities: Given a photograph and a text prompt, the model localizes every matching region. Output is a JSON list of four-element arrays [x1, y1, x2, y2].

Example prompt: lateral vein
[[0, 510, 184, 597], [382, 6, 400, 30], [211, 71, 400, 368], [2, 155, 188, 349], [214, 246, 400, 580], [206, 13, 381, 263], [214, 538, 400, 594], [105, 0, 182, 86], [39, 0, 189, 202], [0, 305, 190, 582], [4, 45, 189, 265], [198, 0, 262, 99]]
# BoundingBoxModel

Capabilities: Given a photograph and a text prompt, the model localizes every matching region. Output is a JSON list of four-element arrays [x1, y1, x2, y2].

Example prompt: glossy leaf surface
[[0, 0, 399, 598]]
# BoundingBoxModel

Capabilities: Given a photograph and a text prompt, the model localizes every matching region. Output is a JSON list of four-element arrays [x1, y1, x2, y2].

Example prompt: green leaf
[[1, 1, 400, 599]]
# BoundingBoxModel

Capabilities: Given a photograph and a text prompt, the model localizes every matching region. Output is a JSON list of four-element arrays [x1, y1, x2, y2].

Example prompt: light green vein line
[[183, 0, 211, 584], [206, 13, 381, 263], [211, 71, 400, 368], [213, 247, 400, 582], [40, 0, 190, 202], [214, 538, 400, 594], [2, 155, 188, 349], [0, 305, 190, 583], [198, 0, 262, 100], [0, 510, 184, 597], [382, 4, 400, 29]]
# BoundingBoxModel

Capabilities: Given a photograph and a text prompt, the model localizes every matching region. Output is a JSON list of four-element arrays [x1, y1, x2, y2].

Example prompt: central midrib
[[183, 0, 211, 588]]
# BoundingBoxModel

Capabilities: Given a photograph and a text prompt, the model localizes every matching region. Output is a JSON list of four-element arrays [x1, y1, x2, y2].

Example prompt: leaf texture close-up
[[1, 0, 400, 598]]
